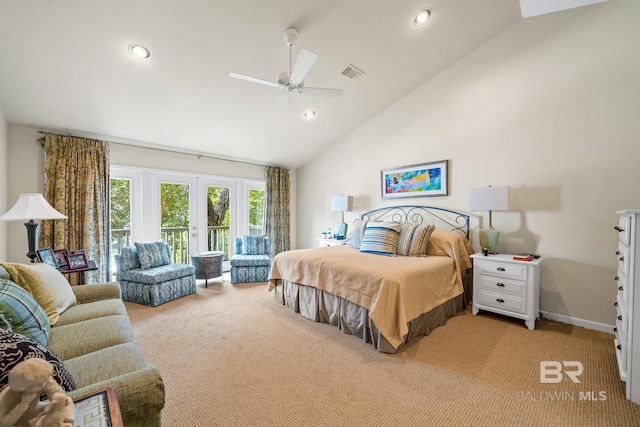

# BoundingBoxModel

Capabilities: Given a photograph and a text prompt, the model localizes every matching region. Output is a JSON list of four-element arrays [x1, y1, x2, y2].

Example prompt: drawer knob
[[619, 286, 624, 291], [496, 283, 505, 287], [615, 276, 619, 281], [615, 226, 624, 232], [614, 327, 618, 332], [617, 344, 622, 350], [614, 302, 618, 307], [618, 315, 623, 321], [620, 256, 625, 262], [497, 267, 506, 272], [496, 298, 505, 303], [616, 251, 620, 255]]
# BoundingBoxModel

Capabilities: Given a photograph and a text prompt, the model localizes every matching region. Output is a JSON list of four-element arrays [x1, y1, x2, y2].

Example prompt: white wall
[[0, 103, 7, 260], [295, 0, 640, 326]]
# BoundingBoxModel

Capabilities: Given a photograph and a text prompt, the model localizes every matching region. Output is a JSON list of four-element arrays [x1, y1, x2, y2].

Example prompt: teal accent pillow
[[242, 236, 267, 255], [134, 241, 171, 270], [120, 245, 141, 271], [0, 278, 50, 345], [397, 223, 436, 256], [360, 221, 401, 256]]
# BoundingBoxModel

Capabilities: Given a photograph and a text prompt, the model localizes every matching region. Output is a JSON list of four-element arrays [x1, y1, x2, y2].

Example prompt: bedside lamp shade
[[331, 195, 353, 238], [469, 186, 509, 253], [0, 193, 67, 262]]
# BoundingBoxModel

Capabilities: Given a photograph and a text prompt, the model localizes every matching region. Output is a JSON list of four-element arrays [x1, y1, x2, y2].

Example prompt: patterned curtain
[[39, 134, 110, 285], [265, 166, 290, 256]]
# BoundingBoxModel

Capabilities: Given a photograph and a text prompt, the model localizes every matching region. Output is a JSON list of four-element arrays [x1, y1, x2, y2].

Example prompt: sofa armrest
[[68, 368, 165, 426], [72, 282, 122, 304]]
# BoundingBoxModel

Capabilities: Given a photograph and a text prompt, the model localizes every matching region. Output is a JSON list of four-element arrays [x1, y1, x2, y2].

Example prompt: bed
[[267, 205, 475, 353]]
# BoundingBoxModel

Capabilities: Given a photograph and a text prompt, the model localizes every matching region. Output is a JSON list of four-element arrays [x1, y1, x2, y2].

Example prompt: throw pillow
[[396, 223, 436, 256], [242, 235, 266, 255], [0, 278, 51, 345], [360, 221, 401, 256], [0, 263, 77, 326], [120, 245, 141, 271], [0, 328, 76, 392], [234, 238, 243, 255], [134, 241, 172, 270], [351, 219, 368, 250]]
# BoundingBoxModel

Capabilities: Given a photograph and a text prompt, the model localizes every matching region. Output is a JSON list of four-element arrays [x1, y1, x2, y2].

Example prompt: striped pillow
[[0, 278, 50, 345], [397, 223, 436, 256], [351, 219, 368, 249], [360, 221, 401, 256]]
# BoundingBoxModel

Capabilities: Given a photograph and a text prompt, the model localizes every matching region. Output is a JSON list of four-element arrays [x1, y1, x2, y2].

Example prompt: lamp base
[[24, 220, 39, 263], [479, 227, 500, 254], [337, 222, 347, 239]]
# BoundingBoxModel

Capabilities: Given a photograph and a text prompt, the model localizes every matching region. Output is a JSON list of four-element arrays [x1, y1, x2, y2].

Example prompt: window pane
[[110, 178, 131, 255], [249, 189, 265, 235], [160, 182, 190, 263], [207, 186, 230, 259]]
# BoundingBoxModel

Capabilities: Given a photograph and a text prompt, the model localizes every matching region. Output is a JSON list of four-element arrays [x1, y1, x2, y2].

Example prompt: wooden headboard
[[360, 205, 470, 238]]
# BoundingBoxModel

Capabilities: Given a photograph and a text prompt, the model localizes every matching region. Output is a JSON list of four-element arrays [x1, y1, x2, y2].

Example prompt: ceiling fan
[[229, 27, 343, 108]]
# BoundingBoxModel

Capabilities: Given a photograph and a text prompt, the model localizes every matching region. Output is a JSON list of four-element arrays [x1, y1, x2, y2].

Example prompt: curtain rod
[[37, 129, 281, 169]]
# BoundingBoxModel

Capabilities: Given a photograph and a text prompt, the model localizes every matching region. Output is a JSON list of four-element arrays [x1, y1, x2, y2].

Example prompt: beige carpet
[[125, 276, 640, 427]]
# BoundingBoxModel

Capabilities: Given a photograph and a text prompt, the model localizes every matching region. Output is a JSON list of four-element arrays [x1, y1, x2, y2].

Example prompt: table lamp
[[330, 195, 353, 239], [469, 186, 509, 254], [0, 193, 67, 262]]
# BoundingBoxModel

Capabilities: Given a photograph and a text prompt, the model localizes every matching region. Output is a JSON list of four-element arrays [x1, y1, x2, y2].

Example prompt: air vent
[[341, 64, 365, 80]]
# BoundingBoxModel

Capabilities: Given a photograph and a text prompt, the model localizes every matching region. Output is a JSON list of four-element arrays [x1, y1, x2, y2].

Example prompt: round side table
[[190, 251, 224, 287]]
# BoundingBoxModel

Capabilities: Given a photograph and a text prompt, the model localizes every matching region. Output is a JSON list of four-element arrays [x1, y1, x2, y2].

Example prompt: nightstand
[[471, 253, 543, 330], [317, 238, 342, 248]]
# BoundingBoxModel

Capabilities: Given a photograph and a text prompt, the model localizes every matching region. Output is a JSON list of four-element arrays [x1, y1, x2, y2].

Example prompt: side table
[[73, 387, 123, 427], [190, 251, 224, 287], [60, 260, 98, 285]]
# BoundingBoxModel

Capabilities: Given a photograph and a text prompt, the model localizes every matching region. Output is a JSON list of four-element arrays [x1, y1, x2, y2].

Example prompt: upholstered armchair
[[230, 235, 271, 284]]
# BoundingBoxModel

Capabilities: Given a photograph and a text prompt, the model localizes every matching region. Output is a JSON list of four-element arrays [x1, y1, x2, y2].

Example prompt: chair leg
[[205, 278, 208, 288]]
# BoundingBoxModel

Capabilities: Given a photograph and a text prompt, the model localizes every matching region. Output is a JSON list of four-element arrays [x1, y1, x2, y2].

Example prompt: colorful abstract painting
[[381, 160, 448, 199]]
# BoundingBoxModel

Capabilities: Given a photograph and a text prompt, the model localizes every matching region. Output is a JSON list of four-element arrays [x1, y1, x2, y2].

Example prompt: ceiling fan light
[[413, 8, 431, 26], [128, 44, 151, 59], [304, 110, 316, 119]]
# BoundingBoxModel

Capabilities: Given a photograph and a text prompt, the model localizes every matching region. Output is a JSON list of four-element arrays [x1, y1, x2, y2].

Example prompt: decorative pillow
[[134, 241, 172, 270], [351, 219, 368, 250], [360, 221, 401, 256], [120, 245, 141, 271], [234, 238, 243, 255], [242, 235, 267, 255], [0, 328, 76, 392], [0, 279, 50, 345], [397, 223, 436, 256], [0, 263, 77, 326]]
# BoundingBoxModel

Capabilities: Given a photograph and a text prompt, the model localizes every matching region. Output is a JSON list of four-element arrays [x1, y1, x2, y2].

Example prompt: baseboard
[[539, 310, 614, 334]]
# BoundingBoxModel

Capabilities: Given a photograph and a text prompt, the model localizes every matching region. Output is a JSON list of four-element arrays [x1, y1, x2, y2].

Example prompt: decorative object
[[53, 249, 69, 270], [73, 387, 123, 427], [0, 193, 67, 263], [469, 185, 510, 254], [381, 160, 448, 199], [67, 251, 88, 270], [36, 248, 57, 268], [330, 195, 353, 238]]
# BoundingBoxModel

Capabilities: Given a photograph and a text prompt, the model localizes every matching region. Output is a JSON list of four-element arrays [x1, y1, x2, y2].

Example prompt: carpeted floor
[[125, 275, 640, 426]]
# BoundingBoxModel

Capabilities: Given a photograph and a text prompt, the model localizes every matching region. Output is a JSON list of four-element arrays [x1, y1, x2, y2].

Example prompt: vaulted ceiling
[[0, 0, 525, 168]]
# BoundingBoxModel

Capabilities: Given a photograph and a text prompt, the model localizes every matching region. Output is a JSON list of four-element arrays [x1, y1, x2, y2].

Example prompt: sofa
[[230, 235, 272, 284], [115, 241, 196, 306], [0, 263, 165, 427]]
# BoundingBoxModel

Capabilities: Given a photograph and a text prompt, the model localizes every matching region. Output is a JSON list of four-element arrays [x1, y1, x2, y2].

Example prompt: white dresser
[[614, 209, 640, 405], [317, 238, 342, 248], [471, 253, 543, 330]]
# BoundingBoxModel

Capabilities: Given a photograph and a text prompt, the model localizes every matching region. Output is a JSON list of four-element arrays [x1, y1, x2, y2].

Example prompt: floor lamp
[[0, 193, 67, 262], [469, 186, 510, 254]]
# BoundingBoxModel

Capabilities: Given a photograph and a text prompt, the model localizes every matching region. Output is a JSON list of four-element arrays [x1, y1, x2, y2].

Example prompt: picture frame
[[381, 160, 449, 199], [67, 250, 88, 270], [53, 249, 69, 270], [36, 248, 58, 268]]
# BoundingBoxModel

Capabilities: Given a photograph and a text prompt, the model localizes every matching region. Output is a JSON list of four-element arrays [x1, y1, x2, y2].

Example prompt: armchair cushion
[[241, 235, 268, 255], [120, 245, 141, 272], [134, 241, 171, 270]]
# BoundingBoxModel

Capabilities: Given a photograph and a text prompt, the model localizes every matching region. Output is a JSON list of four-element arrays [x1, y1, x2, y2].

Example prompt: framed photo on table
[[53, 249, 69, 270], [381, 160, 448, 199], [67, 250, 88, 270], [36, 248, 57, 268]]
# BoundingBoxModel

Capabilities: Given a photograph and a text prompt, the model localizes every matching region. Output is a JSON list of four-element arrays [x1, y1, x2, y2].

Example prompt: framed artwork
[[67, 250, 88, 270], [53, 249, 69, 270], [381, 160, 448, 199], [36, 248, 57, 268]]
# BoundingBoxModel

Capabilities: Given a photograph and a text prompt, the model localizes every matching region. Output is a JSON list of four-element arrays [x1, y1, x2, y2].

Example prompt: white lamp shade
[[0, 193, 67, 221], [330, 195, 353, 212], [469, 186, 510, 211]]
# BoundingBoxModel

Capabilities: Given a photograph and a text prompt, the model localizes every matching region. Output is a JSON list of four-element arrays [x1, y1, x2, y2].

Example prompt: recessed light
[[304, 110, 316, 119], [128, 44, 151, 59], [413, 8, 431, 26]]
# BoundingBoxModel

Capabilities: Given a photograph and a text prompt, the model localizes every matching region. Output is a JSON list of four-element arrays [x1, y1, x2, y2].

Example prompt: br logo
[[540, 361, 584, 384]]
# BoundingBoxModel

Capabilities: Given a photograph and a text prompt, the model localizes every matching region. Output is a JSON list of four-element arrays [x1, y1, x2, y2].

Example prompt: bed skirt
[[271, 271, 471, 353]]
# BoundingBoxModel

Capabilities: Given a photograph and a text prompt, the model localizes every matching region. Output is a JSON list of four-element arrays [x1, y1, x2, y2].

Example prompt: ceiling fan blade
[[302, 87, 344, 98], [274, 92, 289, 108], [289, 49, 318, 85], [229, 72, 279, 88]]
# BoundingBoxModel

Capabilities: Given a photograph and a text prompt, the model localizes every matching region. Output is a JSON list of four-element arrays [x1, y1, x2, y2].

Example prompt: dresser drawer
[[617, 215, 632, 246], [478, 275, 526, 297], [617, 243, 630, 279], [475, 261, 527, 281], [477, 289, 526, 314]]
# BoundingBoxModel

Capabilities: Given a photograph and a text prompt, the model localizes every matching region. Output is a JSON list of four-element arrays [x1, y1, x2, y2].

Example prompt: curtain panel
[[39, 134, 110, 284], [265, 166, 290, 256]]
